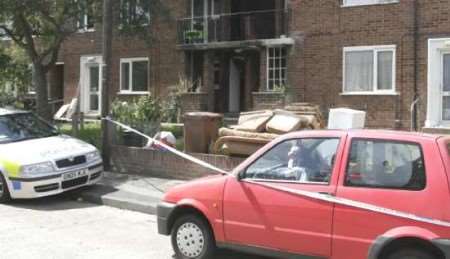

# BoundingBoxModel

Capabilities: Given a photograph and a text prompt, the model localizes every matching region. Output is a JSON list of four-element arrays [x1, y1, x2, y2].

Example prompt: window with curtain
[[344, 46, 396, 94]]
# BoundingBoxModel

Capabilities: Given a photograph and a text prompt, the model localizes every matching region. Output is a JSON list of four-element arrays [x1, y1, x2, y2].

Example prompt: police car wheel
[[171, 214, 215, 259], [387, 248, 436, 259], [0, 173, 11, 203]]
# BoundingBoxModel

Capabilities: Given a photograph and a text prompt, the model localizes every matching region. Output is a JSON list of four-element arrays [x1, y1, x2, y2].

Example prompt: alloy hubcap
[[176, 222, 205, 258]]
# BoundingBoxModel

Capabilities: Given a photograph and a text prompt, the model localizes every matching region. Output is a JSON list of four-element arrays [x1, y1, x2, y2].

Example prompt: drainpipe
[[412, 0, 419, 131]]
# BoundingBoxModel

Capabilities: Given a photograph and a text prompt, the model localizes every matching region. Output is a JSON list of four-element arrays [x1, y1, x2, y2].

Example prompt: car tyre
[[171, 214, 215, 259], [0, 173, 11, 203], [387, 248, 437, 259]]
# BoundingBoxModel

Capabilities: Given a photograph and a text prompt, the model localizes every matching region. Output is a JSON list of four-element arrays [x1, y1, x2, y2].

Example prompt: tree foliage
[[0, 44, 31, 91], [0, 0, 101, 118], [0, 0, 170, 118]]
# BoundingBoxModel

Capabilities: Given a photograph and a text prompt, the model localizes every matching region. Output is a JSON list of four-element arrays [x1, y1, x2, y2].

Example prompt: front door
[[441, 53, 450, 123], [223, 133, 346, 257], [86, 63, 103, 114]]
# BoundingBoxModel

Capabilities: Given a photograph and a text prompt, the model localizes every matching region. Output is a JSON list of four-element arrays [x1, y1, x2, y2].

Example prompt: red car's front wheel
[[171, 214, 216, 259]]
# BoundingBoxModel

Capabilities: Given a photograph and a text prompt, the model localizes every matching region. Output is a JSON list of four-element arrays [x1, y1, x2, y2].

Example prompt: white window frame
[[342, 0, 399, 7], [119, 57, 150, 95], [440, 51, 450, 123], [342, 45, 397, 96], [267, 46, 288, 91]]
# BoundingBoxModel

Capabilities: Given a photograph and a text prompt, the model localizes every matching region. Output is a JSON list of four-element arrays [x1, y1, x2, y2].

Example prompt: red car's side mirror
[[237, 171, 246, 181]]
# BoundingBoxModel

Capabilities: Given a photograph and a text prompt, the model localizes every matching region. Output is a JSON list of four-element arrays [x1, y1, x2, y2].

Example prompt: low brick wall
[[252, 92, 285, 110], [111, 145, 245, 180], [180, 93, 209, 116]]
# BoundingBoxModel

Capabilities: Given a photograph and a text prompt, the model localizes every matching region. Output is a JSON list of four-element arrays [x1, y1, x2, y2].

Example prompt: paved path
[[0, 194, 268, 259]]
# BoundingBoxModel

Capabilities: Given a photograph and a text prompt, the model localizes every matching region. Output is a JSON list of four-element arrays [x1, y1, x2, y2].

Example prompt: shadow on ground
[[7, 189, 99, 211], [215, 249, 272, 259]]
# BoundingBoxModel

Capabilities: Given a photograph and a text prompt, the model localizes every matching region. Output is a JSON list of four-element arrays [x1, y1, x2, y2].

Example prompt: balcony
[[177, 9, 288, 47]]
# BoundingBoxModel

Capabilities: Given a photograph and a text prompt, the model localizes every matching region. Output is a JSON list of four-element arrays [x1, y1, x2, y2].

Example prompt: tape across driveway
[[105, 118, 450, 229]]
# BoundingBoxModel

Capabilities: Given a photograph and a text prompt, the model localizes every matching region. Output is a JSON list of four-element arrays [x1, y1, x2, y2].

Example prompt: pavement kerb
[[74, 172, 185, 215]]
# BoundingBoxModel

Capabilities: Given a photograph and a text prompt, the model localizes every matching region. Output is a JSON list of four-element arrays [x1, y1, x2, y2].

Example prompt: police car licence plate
[[62, 170, 88, 181]]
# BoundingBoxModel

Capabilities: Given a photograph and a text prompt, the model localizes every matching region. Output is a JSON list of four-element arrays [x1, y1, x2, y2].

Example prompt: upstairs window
[[343, 45, 396, 94], [120, 58, 149, 94], [77, 0, 95, 31], [342, 0, 399, 7], [120, 0, 151, 27], [267, 47, 287, 91]]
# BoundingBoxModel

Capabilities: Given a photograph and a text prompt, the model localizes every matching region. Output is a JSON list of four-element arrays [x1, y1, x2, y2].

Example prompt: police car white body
[[0, 108, 103, 201]]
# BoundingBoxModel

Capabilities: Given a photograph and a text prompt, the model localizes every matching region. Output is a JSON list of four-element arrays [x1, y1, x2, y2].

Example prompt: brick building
[[49, 0, 184, 117], [55, 0, 450, 131]]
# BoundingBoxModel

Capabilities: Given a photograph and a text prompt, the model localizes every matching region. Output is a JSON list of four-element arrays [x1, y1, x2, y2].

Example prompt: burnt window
[[76, 0, 95, 31], [120, 0, 151, 27], [345, 139, 426, 191]]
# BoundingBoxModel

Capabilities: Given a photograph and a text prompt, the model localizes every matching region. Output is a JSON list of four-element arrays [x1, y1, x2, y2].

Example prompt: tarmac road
[[0, 194, 269, 259]]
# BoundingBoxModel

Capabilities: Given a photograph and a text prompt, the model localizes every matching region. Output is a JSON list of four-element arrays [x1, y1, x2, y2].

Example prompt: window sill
[[341, 1, 399, 8], [117, 91, 150, 96], [77, 28, 96, 33], [340, 92, 399, 96]]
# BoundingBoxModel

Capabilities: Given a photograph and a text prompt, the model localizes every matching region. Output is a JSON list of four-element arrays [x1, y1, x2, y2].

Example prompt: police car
[[0, 108, 103, 202]]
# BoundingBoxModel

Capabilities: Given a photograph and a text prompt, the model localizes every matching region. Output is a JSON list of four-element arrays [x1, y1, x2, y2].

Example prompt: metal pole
[[101, 0, 113, 170]]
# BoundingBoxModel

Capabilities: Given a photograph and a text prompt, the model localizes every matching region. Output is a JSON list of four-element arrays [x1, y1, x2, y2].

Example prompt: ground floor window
[[120, 58, 149, 94], [343, 45, 396, 94], [267, 47, 287, 91]]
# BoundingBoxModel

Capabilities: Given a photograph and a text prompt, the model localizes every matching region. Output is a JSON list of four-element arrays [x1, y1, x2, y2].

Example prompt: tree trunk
[[33, 63, 51, 121]]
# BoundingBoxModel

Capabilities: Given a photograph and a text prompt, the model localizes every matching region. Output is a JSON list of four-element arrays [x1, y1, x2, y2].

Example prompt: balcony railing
[[177, 9, 288, 45]]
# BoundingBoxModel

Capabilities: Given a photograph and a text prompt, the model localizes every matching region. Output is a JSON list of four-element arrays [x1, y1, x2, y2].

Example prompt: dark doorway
[[214, 50, 260, 114], [186, 51, 204, 92], [229, 0, 280, 41]]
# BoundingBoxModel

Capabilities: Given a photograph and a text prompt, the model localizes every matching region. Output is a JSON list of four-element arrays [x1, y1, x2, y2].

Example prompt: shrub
[[111, 95, 162, 138]]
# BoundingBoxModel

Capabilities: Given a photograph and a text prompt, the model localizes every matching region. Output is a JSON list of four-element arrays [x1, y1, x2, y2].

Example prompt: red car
[[157, 130, 450, 259]]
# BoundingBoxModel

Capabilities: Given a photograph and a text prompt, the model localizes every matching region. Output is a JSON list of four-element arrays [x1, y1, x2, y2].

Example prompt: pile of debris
[[214, 103, 324, 156]]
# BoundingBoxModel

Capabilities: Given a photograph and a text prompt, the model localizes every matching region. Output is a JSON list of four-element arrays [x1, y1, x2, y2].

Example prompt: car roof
[[0, 107, 29, 116], [284, 129, 442, 141]]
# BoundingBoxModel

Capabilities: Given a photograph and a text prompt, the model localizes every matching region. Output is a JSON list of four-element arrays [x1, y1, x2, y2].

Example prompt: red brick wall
[[58, 0, 450, 130], [252, 92, 285, 110], [60, 0, 185, 104], [111, 145, 244, 180], [180, 93, 209, 115], [288, 0, 417, 129]]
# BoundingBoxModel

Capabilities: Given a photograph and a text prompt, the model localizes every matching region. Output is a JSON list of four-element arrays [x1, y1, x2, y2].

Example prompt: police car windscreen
[[0, 113, 58, 144]]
